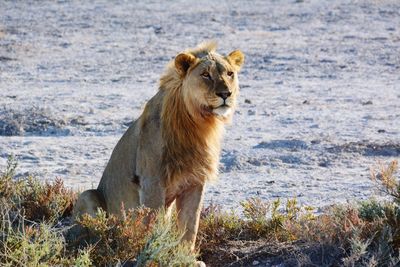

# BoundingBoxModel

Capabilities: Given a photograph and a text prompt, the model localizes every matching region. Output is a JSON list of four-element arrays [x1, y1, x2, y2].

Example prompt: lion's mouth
[[200, 104, 232, 118], [212, 104, 232, 117], [218, 103, 230, 108]]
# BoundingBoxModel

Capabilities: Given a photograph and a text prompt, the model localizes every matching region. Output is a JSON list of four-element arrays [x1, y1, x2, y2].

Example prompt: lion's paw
[[195, 260, 206, 267]]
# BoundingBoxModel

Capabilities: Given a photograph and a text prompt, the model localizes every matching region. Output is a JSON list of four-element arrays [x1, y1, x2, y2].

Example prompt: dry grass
[[0, 155, 76, 223], [1, 156, 400, 266], [74, 208, 154, 265], [198, 160, 400, 266]]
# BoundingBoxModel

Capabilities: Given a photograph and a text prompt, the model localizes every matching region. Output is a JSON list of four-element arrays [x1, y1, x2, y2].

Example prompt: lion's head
[[163, 42, 244, 122]]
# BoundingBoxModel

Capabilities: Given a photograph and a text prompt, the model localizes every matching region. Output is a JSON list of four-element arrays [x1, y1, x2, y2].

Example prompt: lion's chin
[[212, 105, 232, 118]]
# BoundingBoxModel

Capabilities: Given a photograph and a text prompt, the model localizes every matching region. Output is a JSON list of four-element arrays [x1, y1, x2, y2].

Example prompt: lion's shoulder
[[139, 90, 164, 129]]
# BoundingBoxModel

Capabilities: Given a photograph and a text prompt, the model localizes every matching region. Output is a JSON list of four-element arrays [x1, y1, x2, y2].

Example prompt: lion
[[73, 42, 244, 259]]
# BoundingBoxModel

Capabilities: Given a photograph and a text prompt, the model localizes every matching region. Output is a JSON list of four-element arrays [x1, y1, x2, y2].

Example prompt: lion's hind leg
[[67, 189, 106, 245], [72, 189, 106, 220]]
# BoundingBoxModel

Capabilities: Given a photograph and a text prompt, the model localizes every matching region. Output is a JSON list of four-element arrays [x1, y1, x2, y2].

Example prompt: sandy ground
[[1, 0, 399, 210]]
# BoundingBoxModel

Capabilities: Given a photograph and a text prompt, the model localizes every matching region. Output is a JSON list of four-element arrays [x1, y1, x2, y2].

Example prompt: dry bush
[[0, 156, 87, 266], [198, 166, 400, 267], [74, 207, 197, 266], [198, 204, 242, 246], [0, 155, 76, 223], [198, 197, 314, 260], [371, 160, 399, 203], [20, 177, 76, 222], [0, 201, 91, 266], [76, 207, 154, 265], [0, 155, 21, 199], [287, 160, 400, 266]]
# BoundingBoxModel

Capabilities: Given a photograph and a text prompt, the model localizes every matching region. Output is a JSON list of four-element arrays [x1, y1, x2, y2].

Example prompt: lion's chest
[[161, 125, 222, 207], [164, 173, 198, 207], [164, 168, 216, 207]]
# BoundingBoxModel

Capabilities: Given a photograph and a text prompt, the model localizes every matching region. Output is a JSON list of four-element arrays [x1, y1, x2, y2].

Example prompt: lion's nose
[[216, 91, 232, 100]]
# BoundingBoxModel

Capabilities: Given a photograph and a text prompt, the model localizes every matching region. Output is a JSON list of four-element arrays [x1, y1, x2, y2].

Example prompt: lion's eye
[[201, 72, 211, 80], [227, 71, 234, 78]]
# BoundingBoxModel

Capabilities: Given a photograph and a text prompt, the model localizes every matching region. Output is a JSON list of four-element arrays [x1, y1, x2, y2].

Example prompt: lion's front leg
[[138, 177, 166, 226], [176, 184, 204, 251], [139, 177, 166, 209]]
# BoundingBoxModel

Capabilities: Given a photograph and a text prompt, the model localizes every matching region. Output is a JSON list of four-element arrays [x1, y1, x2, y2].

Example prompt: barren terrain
[[1, 0, 399, 210]]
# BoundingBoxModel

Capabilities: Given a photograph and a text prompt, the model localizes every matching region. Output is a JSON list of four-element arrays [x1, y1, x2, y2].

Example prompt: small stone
[[378, 129, 386, 133], [302, 100, 309, 104], [319, 161, 329, 167], [153, 26, 163, 34], [248, 110, 256, 115], [245, 99, 252, 104], [362, 100, 373, 105]]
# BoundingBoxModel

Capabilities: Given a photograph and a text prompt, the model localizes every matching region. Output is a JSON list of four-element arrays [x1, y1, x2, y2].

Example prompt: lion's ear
[[175, 53, 197, 77], [227, 50, 245, 71]]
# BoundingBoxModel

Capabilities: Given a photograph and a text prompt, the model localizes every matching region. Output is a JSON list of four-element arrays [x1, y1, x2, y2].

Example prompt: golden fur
[[73, 42, 244, 259]]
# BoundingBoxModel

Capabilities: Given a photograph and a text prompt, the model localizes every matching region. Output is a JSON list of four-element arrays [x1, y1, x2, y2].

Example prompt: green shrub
[[358, 199, 386, 221], [0, 203, 91, 266], [136, 211, 197, 266]]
